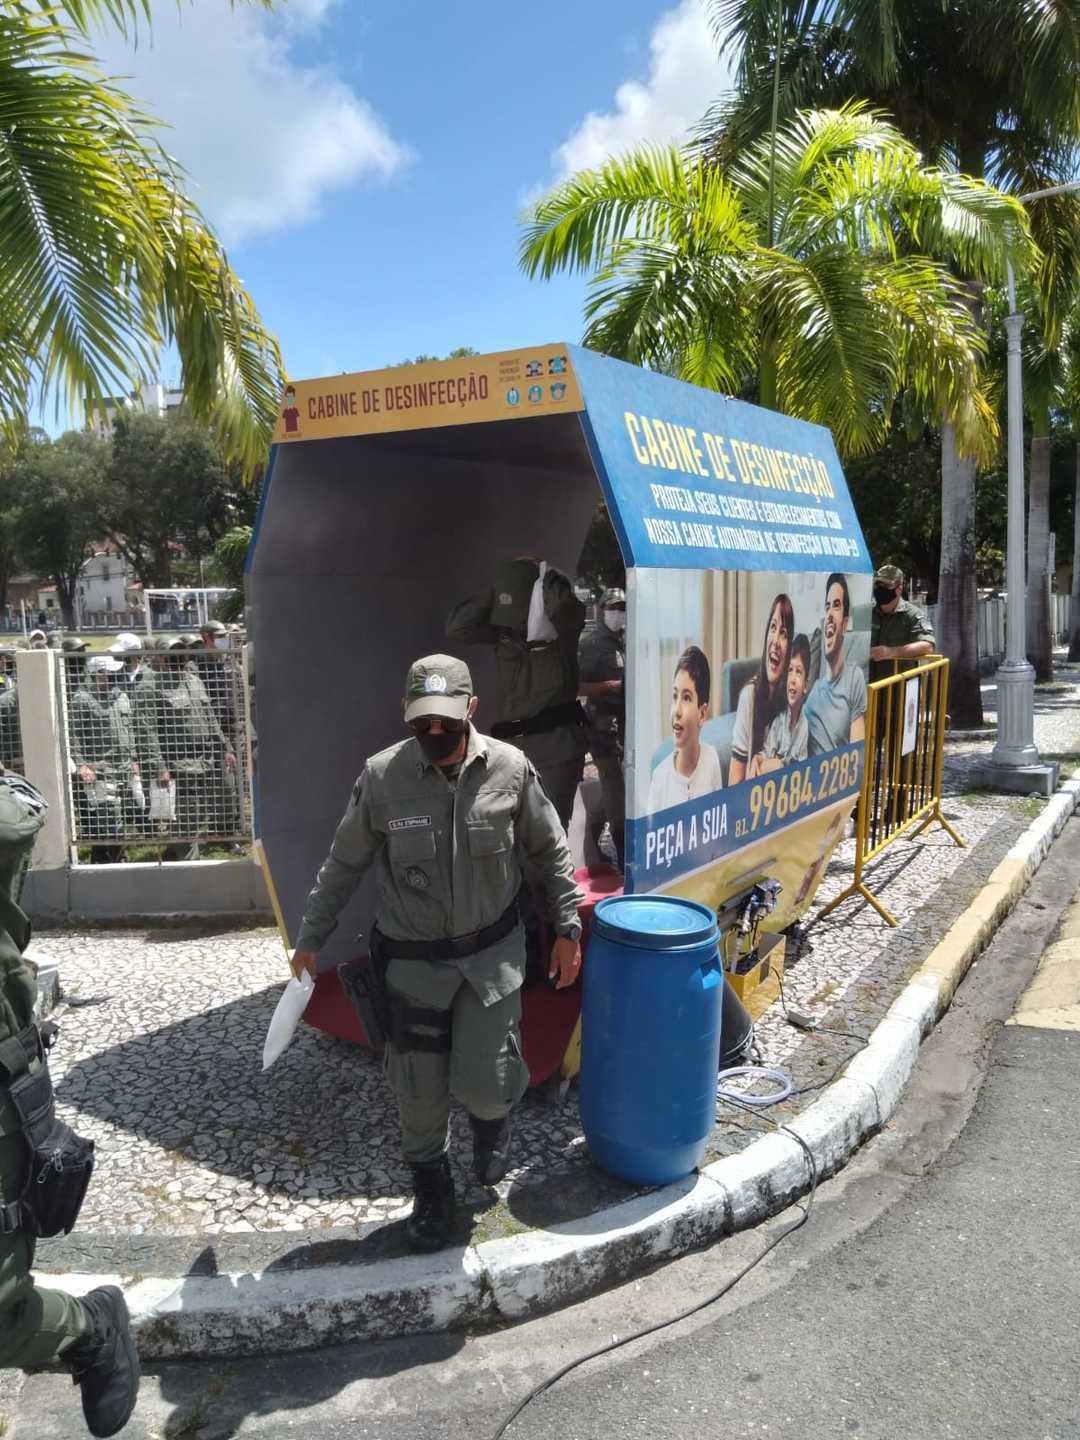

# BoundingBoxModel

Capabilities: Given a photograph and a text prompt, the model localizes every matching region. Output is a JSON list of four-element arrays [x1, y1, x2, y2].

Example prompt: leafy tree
[[521, 105, 1026, 459], [576, 501, 625, 595], [210, 526, 251, 624], [844, 427, 943, 592], [98, 411, 247, 589], [701, 0, 1080, 722], [12, 431, 107, 626], [0, 1, 283, 471], [390, 347, 478, 366]]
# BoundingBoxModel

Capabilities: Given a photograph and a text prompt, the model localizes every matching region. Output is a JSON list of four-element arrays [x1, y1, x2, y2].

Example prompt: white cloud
[[553, 0, 735, 176], [92, 0, 411, 246]]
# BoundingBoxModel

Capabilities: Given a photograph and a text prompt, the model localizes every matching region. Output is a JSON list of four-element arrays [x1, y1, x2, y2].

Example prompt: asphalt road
[[10, 819, 1080, 1440]]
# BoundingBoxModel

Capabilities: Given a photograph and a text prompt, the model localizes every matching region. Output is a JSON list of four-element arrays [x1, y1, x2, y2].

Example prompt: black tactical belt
[[491, 701, 586, 740], [378, 899, 520, 962]]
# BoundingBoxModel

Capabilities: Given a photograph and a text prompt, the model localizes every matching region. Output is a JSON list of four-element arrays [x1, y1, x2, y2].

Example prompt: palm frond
[[0, 14, 284, 473]]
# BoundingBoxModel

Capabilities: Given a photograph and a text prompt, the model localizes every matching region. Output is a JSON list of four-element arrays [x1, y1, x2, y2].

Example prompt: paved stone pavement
[[26, 660, 1080, 1269]]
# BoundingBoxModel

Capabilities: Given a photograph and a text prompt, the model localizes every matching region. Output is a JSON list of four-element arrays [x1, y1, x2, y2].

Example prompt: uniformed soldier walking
[[0, 771, 139, 1436], [578, 587, 626, 871], [447, 559, 587, 831], [292, 654, 583, 1252]]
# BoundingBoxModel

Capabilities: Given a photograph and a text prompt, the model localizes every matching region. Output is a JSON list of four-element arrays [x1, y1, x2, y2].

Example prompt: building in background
[[89, 382, 185, 441], [76, 545, 140, 627]]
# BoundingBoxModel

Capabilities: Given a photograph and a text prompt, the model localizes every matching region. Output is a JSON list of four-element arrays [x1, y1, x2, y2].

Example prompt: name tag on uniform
[[388, 815, 432, 832]]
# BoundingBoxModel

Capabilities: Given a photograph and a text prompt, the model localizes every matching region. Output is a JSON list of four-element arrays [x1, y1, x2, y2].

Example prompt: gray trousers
[[384, 960, 530, 1168]]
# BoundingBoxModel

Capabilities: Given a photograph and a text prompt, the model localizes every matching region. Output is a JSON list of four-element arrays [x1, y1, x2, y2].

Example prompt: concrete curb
[[35, 774, 1080, 1357]]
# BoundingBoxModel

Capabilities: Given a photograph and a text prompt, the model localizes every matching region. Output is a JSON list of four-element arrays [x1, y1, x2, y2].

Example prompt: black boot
[[66, 1286, 140, 1438], [471, 1112, 513, 1185], [406, 1157, 455, 1253]]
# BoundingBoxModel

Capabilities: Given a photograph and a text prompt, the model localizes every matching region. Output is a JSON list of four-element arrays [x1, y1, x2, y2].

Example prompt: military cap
[[199, 618, 227, 636], [166, 636, 190, 650], [404, 654, 473, 724], [600, 587, 626, 608], [873, 564, 904, 586], [180, 633, 202, 649], [61, 637, 89, 652]]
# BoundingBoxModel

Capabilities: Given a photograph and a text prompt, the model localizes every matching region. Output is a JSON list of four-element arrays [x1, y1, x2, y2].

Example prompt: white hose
[[716, 1064, 794, 1107]]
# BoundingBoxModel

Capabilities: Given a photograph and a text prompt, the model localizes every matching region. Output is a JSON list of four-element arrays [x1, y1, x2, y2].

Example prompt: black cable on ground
[[488, 1109, 819, 1440], [488, 969, 877, 1437]]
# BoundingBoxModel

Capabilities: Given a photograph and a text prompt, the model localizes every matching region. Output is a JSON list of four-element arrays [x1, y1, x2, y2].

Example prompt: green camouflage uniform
[[0, 776, 87, 1366], [870, 599, 936, 682], [157, 664, 234, 844], [578, 618, 626, 869], [446, 568, 587, 830], [69, 678, 136, 854], [296, 725, 583, 1165]]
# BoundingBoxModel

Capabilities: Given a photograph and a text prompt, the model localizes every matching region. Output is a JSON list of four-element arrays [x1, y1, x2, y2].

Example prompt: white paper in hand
[[262, 969, 315, 1070]]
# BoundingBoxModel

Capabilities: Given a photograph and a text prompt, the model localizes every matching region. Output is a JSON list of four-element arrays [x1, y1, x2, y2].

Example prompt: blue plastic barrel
[[580, 894, 722, 1186]]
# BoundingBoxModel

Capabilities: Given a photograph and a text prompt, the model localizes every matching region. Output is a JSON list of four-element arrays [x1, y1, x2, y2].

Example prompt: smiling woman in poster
[[728, 593, 795, 785]]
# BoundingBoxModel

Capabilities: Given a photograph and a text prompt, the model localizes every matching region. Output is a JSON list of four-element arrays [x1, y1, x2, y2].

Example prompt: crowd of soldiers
[[0, 621, 246, 859]]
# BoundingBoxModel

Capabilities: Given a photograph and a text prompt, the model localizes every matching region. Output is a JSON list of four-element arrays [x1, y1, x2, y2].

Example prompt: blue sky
[[88, 0, 736, 386]]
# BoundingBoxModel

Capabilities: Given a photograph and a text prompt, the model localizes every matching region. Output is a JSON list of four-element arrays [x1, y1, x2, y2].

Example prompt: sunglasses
[[408, 715, 468, 736]]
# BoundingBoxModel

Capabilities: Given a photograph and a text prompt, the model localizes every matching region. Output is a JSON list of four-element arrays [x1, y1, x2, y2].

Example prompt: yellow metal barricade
[[819, 655, 963, 926]]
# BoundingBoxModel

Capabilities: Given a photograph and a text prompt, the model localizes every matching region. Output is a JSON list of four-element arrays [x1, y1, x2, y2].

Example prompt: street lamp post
[[976, 180, 1080, 798]]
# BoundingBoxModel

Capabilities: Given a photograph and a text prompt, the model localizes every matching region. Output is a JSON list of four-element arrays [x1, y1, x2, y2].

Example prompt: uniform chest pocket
[[388, 829, 437, 864], [466, 820, 512, 858]]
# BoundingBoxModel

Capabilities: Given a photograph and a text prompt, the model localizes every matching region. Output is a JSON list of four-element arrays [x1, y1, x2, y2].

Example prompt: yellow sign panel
[[274, 345, 584, 444]]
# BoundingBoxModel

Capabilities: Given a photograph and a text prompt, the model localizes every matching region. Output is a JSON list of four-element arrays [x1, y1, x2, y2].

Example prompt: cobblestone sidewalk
[[29, 661, 1080, 1271]]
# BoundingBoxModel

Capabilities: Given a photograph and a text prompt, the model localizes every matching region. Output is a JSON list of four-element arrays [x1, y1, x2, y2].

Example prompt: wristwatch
[[560, 922, 583, 943]]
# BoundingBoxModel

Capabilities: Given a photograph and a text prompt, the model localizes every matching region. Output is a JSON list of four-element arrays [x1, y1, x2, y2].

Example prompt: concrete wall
[[23, 858, 269, 922]]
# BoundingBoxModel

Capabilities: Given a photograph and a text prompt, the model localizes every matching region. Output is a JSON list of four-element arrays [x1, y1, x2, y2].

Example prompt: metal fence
[[0, 657, 23, 775], [58, 646, 251, 857], [925, 593, 1073, 672], [819, 655, 963, 927]]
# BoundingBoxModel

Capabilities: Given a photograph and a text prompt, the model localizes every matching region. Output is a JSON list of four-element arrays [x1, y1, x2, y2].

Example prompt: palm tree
[[701, 0, 1080, 724], [0, 0, 283, 471], [521, 105, 1026, 462]]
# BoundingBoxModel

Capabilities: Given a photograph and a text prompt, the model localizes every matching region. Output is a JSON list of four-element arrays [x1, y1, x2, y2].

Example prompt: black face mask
[[416, 729, 463, 764], [873, 584, 898, 607]]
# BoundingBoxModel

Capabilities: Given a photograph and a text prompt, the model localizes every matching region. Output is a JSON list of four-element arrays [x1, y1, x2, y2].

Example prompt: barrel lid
[[592, 894, 717, 950]]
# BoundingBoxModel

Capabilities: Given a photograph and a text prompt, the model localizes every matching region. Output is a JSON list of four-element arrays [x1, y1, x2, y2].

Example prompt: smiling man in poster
[[804, 574, 867, 755]]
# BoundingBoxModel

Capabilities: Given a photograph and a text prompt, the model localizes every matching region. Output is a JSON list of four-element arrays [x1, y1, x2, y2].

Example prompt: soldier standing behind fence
[[869, 565, 935, 683], [68, 655, 137, 863], [157, 639, 237, 858], [194, 621, 242, 841], [0, 649, 20, 774]]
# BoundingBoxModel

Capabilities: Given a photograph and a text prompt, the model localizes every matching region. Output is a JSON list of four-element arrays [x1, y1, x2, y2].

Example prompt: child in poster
[[646, 646, 724, 813]]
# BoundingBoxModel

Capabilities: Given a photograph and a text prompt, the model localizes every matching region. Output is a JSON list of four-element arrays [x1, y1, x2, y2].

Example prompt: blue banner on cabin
[[625, 743, 863, 892], [571, 346, 872, 576]]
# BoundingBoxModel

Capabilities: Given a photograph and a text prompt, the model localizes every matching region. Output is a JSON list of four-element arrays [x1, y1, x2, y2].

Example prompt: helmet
[[181, 633, 202, 649], [61, 637, 89, 653], [199, 618, 227, 636], [600, 587, 626, 608]]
